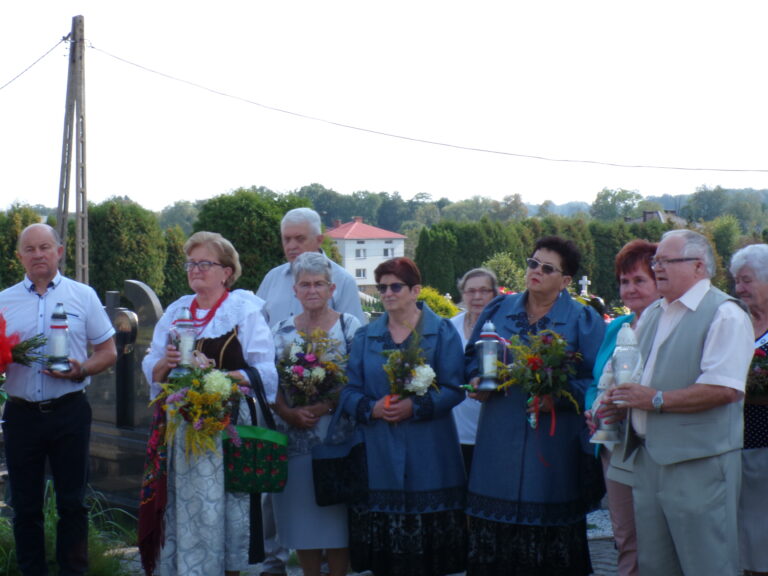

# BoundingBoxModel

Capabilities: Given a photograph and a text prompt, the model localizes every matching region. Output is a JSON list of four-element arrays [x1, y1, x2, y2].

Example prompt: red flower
[[526, 355, 544, 371], [755, 348, 767, 358]]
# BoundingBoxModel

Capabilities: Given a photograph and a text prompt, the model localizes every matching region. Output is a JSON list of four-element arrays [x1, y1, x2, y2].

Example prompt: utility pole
[[56, 15, 88, 283]]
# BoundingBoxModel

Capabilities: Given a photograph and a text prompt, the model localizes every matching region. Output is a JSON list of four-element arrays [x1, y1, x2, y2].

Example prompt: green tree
[[0, 204, 48, 289], [158, 200, 201, 235], [89, 197, 166, 302], [483, 252, 526, 292], [590, 188, 643, 221], [492, 194, 528, 222], [536, 200, 555, 218], [195, 188, 307, 290], [161, 225, 189, 306], [681, 185, 728, 222], [704, 214, 741, 288]]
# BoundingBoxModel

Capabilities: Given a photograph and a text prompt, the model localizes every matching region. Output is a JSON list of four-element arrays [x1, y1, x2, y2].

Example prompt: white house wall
[[332, 237, 406, 287]]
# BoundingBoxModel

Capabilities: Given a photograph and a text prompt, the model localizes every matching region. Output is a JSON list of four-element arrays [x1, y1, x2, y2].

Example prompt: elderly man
[[257, 207, 366, 326], [608, 229, 753, 576], [0, 223, 117, 576], [256, 207, 365, 576]]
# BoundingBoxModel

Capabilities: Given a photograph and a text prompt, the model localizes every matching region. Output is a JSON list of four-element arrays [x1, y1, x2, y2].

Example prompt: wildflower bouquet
[[498, 329, 581, 432], [153, 367, 245, 459], [382, 332, 437, 406], [746, 347, 768, 399], [0, 312, 48, 403], [278, 328, 348, 407]]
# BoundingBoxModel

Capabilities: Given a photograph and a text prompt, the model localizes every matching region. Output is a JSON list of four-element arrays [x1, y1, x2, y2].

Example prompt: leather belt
[[7, 390, 85, 413]]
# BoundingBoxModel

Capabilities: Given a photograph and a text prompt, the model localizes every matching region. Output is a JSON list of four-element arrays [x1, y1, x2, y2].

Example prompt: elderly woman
[[270, 252, 361, 576], [140, 231, 278, 576], [451, 267, 499, 476], [338, 257, 467, 576], [730, 244, 768, 576], [465, 236, 605, 576], [587, 239, 659, 576]]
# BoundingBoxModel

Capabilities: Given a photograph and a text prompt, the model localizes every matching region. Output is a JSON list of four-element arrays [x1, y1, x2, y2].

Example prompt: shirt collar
[[661, 278, 711, 312], [23, 271, 62, 294]]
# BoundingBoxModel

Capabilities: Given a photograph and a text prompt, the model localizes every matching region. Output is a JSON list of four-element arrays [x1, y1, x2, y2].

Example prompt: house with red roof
[[325, 217, 407, 288]]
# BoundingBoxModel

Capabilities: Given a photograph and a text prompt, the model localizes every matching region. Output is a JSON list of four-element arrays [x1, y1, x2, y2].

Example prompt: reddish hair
[[374, 257, 422, 286], [615, 239, 657, 281]]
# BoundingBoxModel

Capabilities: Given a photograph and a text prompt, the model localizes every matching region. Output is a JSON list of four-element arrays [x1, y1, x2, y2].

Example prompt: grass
[[0, 481, 137, 576]]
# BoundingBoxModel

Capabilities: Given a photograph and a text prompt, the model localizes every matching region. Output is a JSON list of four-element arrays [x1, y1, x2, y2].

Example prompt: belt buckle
[[38, 399, 55, 413]]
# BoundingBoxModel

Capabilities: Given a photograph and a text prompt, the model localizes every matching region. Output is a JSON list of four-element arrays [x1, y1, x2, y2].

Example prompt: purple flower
[[193, 419, 203, 430]]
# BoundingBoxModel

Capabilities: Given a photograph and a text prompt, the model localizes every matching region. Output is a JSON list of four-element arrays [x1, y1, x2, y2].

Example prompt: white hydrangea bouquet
[[382, 332, 438, 406], [153, 365, 246, 459], [277, 328, 348, 407]]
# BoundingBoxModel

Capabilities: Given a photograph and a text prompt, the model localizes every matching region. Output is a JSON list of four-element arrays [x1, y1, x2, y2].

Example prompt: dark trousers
[[2, 394, 92, 576]]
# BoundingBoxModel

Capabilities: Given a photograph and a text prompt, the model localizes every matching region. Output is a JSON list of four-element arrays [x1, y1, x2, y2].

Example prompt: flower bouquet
[[498, 329, 581, 433], [382, 332, 437, 406], [153, 366, 246, 459], [278, 328, 348, 407], [746, 347, 768, 399], [0, 312, 48, 404]]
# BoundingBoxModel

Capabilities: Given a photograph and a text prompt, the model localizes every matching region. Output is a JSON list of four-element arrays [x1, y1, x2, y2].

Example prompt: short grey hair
[[457, 267, 499, 296], [661, 229, 715, 277], [281, 207, 322, 236], [291, 251, 332, 283], [730, 244, 768, 283]]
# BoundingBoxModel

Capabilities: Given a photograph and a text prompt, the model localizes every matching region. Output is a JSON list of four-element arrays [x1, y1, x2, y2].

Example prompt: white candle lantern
[[47, 302, 72, 373]]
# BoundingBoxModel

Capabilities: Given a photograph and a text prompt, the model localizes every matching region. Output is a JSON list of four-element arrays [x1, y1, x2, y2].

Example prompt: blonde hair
[[184, 231, 242, 288]]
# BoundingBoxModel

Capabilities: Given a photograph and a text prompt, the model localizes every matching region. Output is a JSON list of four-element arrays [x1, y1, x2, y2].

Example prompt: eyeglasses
[[526, 258, 563, 275], [296, 280, 332, 291], [464, 288, 494, 297], [376, 282, 408, 294], [650, 257, 700, 270], [184, 260, 223, 272]]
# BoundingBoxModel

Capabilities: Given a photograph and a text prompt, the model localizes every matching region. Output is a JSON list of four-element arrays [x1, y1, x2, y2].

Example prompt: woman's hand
[[373, 395, 414, 423], [279, 405, 319, 430], [151, 344, 182, 383], [466, 377, 492, 402], [306, 400, 334, 419], [595, 399, 626, 425], [527, 394, 554, 413]]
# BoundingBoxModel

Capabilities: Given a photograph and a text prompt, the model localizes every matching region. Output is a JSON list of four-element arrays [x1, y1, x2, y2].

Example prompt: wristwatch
[[652, 390, 664, 413]]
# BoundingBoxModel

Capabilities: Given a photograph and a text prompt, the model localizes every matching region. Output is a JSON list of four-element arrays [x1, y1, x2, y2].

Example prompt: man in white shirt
[[255, 207, 365, 576], [0, 224, 117, 575], [609, 229, 753, 576]]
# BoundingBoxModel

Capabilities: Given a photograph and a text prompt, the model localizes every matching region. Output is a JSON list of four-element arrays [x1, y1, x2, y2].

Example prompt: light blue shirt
[[256, 253, 367, 327], [0, 272, 115, 402]]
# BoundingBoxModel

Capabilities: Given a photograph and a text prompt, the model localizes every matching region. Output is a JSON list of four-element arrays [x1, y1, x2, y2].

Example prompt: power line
[[79, 44, 768, 175], [0, 37, 69, 92]]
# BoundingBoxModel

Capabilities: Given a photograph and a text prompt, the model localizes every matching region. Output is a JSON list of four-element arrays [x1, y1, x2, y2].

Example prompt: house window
[[355, 268, 366, 279], [383, 248, 394, 257], [384, 240, 393, 244], [356, 240, 365, 244], [355, 249, 366, 258]]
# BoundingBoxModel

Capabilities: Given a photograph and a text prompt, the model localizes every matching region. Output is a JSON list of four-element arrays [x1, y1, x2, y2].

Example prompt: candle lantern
[[475, 320, 501, 392], [591, 322, 641, 445], [47, 302, 72, 373], [168, 306, 196, 380]]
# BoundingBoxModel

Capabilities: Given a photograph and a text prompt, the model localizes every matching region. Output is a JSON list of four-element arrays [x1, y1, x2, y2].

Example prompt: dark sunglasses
[[526, 257, 563, 275], [376, 282, 408, 294]]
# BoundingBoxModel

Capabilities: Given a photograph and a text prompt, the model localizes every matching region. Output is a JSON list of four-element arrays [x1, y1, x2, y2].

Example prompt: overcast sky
[[2, 1, 768, 214]]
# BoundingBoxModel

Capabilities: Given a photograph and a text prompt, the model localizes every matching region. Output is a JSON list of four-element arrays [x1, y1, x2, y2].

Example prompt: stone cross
[[579, 275, 591, 296]]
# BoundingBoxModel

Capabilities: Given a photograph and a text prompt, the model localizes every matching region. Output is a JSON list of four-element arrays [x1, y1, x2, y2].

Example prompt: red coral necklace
[[190, 290, 229, 331]]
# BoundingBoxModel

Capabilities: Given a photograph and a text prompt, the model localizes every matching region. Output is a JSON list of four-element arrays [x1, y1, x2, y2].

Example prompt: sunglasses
[[376, 282, 408, 294], [526, 257, 563, 275]]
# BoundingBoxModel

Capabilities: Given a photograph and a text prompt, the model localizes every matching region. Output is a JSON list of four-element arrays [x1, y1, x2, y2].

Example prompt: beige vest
[[634, 287, 743, 465]]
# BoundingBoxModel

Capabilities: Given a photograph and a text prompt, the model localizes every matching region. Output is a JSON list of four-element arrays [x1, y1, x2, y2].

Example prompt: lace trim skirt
[[349, 505, 467, 576], [466, 516, 592, 576]]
